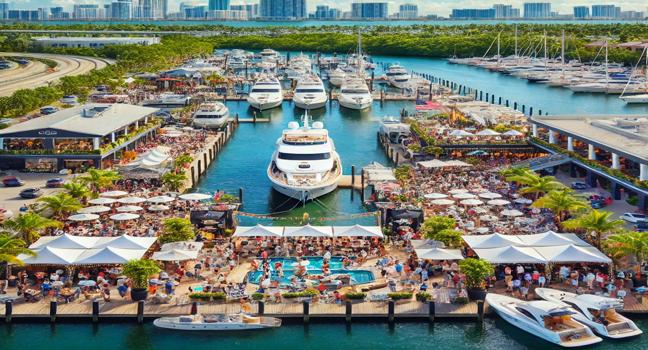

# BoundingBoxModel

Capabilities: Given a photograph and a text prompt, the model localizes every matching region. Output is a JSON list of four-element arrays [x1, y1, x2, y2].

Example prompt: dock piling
[[529, 107, 533, 116], [477, 300, 485, 322], [4, 300, 12, 323], [137, 300, 144, 324], [238, 187, 244, 206], [360, 170, 365, 201], [388, 300, 395, 323], [50, 300, 57, 323], [258, 301, 265, 316], [191, 301, 198, 315], [303, 301, 310, 324], [345, 301, 352, 323], [429, 301, 436, 323], [351, 165, 356, 186], [92, 300, 99, 323]]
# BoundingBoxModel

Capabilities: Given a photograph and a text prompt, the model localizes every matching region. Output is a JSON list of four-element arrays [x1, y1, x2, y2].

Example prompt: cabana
[[233, 225, 284, 238], [333, 225, 383, 238], [415, 247, 464, 260], [473, 246, 547, 264]]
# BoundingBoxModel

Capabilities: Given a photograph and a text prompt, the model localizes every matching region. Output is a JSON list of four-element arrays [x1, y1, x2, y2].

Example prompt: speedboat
[[191, 102, 230, 129], [267, 112, 342, 202], [153, 313, 281, 331], [247, 75, 283, 110], [379, 116, 410, 144], [620, 93, 648, 104], [385, 64, 411, 89], [486, 294, 602, 347], [328, 68, 347, 87], [337, 77, 372, 110], [142, 93, 191, 107], [293, 74, 327, 110], [536, 288, 642, 339], [259, 48, 279, 62]]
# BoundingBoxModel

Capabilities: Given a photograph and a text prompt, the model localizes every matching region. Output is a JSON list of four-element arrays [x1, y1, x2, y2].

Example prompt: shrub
[[344, 292, 366, 300], [416, 292, 432, 302], [458, 258, 494, 289], [188, 292, 226, 301], [282, 290, 318, 299], [252, 293, 264, 301], [454, 296, 468, 304], [388, 292, 413, 301]]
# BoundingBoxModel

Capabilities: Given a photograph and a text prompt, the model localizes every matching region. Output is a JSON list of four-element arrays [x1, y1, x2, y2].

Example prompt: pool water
[[247, 257, 375, 285]]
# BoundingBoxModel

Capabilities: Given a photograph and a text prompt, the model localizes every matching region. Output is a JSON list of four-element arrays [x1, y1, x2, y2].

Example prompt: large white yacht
[[142, 93, 191, 107], [191, 102, 230, 129], [259, 48, 279, 62], [293, 74, 327, 110], [328, 68, 347, 87], [487, 294, 602, 348], [536, 288, 642, 339], [267, 113, 342, 202], [385, 64, 411, 89], [338, 77, 373, 110], [247, 75, 283, 110]]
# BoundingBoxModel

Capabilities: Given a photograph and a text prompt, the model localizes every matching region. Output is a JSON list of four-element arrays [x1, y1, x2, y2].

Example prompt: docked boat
[[267, 113, 342, 201], [328, 68, 347, 87], [338, 77, 373, 110], [535, 288, 642, 339], [379, 116, 410, 144], [486, 294, 603, 347], [385, 64, 411, 89], [142, 93, 191, 107], [259, 48, 279, 62], [191, 102, 230, 129], [153, 313, 281, 331], [620, 93, 648, 104], [293, 74, 327, 110], [247, 75, 283, 110]]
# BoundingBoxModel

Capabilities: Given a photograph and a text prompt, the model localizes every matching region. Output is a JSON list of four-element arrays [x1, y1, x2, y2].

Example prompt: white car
[[620, 213, 648, 223]]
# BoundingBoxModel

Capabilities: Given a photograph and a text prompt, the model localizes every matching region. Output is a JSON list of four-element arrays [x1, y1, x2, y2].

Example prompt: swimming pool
[[246, 257, 375, 285]]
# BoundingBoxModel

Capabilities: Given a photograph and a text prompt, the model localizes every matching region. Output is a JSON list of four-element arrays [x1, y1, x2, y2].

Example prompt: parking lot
[[0, 171, 71, 215]]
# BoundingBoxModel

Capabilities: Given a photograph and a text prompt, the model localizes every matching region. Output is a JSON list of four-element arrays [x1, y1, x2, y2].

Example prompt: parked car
[[636, 222, 648, 232], [589, 195, 610, 209], [2, 176, 25, 187], [45, 178, 65, 188], [620, 213, 648, 223], [60, 95, 78, 105], [19, 188, 42, 199], [570, 182, 588, 190], [40, 106, 59, 115]]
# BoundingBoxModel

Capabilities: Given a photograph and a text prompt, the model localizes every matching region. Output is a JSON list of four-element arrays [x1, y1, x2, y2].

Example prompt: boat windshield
[[195, 114, 225, 119], [251, 88, 280, 93], [278, 152, 330, 160], [296, 88, 324, 93], [341, 89, 368, 94]]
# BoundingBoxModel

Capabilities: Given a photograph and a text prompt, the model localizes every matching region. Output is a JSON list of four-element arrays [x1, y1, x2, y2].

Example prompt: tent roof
[[233, 225, 284, 237], [415, 247, 464, 260], [75, 247, 146, 265], [283, 225, 333, 237], [98, 235, 157, 249], [462, 233, 524, 249], [535, 245, 611, 263], [19, 246, 85, 265], [474, 246, 547, 264], [30, 233, 98, 249], [152, 249, 197, 261], [517, 231, 589, 247], [333, 225, 383, 238]]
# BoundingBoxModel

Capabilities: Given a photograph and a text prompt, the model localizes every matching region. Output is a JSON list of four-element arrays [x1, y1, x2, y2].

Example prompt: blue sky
[[8, 0, 648, 17]]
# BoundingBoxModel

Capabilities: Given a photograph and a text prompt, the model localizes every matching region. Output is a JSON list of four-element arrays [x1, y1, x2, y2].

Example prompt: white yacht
[[285, 53, 312, 80], [293, 74, 328, 110], [154, 314, 281, 331], [267, 113, 342, 201], [338, 77, 373, 110], [259, 48, 279, 62], [385, 64, 411, 89], [328, 68, 347, 87], [536, 288, 642, 339], [142, 93, 191, 107], [247, 75, 283, 110], [620, 94, 648, 104], [487, 294, 603, 348], [191, 102, 230, 129]]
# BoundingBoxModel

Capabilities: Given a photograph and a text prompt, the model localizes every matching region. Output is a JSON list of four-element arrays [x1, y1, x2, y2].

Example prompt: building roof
[[0, 104, 159, 138]]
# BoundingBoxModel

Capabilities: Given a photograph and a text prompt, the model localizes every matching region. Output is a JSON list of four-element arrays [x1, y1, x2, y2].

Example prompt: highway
[[0, 52, 115, 97]]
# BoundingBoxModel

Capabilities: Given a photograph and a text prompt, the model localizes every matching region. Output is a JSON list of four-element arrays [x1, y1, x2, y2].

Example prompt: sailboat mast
[[561, 30, 565, 76], [543, 31, 547, 72], [514, 25, 518, 57], [605, 39, 609, 85]]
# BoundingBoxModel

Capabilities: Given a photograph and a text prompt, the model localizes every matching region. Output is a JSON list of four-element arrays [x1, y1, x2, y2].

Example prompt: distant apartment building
[[73, 4, 102, 19], [8, 9, 42, 21], [398, 4, 418, 19], [492, 4, 520, 19], [230, 4, 259, 19], [591, 5, 621, 19], [208, 0, 230, 11], [111, 0, 133, 20], [133, 0, 167, 19], [184, 5, 206, 18], [0, 2, 9, 20], [206, 10, 247, 20], [313, 5, 341, 19], [259, 0, 307, 20], [351, 2, 388, 19], [573, 6, 589, 19], [620, 10, 644, 19], [523, 2, 551, 19], [34, 36, 160, 48], [451, 8, 495, 19]]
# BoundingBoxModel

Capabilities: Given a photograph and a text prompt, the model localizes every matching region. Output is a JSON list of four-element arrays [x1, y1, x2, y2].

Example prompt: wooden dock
[[336, 175, 363, 191], [237, 118, 271, 123]]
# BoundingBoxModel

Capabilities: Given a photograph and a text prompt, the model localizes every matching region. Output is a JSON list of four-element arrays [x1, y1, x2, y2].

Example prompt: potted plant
[[344, 292, 366, 303], [122, 259, 161, 301], [388, 292, 413, 303], [415, 292, 432, 303], [458, 258, 493, 301]]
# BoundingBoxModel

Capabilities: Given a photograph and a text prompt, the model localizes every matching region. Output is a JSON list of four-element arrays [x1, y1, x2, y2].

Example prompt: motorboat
[[191, 102, 230, 129], [620, 93, 648, 104], [293, 74, 327, 110], [486, 294, 602, 347], [385, 64, 411, 88], [142, 93, 191, 107], [535, 288, 642, 339], [259, 48, 279, 62], [328, 68, 347, 87], [247, 75, 283, 110], [379, 116, 410, 144], [267, 112, 342, 201], [285, 53, 312, 80], [153, 313, 281, 331], [337, 77, 373, 110]]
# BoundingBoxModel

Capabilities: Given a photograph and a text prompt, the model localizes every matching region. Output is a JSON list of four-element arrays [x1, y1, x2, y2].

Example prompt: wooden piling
[[388, 300, 395, 323], [477, 301, 485, 322], [429, 301, 435, 323], [4, 300, 12, 323], [92, 300, 99, 323], [238, 187, 244, 205], [346, 301, 352, 323], [258, 301, 265, 316], [303, 301, 310, 324], [50, 300, 57, 323], [137, 300, 144, 324], [351, 165, 356, 185]]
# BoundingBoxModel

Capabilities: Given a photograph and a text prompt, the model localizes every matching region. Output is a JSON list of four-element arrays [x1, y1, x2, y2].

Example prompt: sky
[[8, 0, 648, 17]]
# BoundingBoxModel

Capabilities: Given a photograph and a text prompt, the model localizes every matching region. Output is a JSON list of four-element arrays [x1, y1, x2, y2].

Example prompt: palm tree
[[501, 167, 535, 182], [518, 175, 565, 199], [37, 192, 83, 219], [160, 171, 188, 192], [0, 234, 35, 279], [63, 181, 91, 202], [532, 189, 588, 223], [78, 168, 122, 192], [562, 210, 625, 249], [1, 212, 62, 244], [606, 231, 648, 273]]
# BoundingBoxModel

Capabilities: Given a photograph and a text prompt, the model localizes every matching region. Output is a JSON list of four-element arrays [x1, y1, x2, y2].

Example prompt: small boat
[[486, 293, 602, 347], [142, 93, 191, 107], [620, 93, 648, 104], [385, 63, 411, 88], [338, 77, 372, 110], [191, 102, 230, 129], [293, 74, 327, 110], [153, 313, 281, 331], [328, 68, 347, 87], [247, 75, 283, 110], [536, 288, 642, 339]]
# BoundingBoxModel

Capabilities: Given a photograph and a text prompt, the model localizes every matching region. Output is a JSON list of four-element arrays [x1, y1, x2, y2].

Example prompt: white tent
[[478, 192, 502, 199], [417, 159, 448, 168], [476, 129, 501, 136], [415, 247, 464, 260], [30, 233, 97, 249], [19, 246, 83, 265], [160, 241, 203, 251], [410, 239, 444, 249], [88, 197, 116, 205], [233, 225, 284, 238], [148, 195, 176, 203], [78, 205, 111, 214], [517, 231, 589, 247], [116, 205, 144, 212], [449, 129, 474, 137], [444, 160, 472, 167], [118, 196, 146, 204], [68, 213, 100, 222], [473, 246, 547, 264], [152, 249, 197, 261], [534, 245, 611, 264], [110, 213, 140, 221], [75, 247, 146, 265], [460, 199, 484, 206], [334, 225, 383, 238], [283, 225, 333, 237], [424, 193, 448, 199], [430, 199, 455, 206], [99, 235, 157, 250], [179, 193, 212, 201], [503, 129, 524, 136], [462, 233, 524, 249], [100, 190, 128, 198]]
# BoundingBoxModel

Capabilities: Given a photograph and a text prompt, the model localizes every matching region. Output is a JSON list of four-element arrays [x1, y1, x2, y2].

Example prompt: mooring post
[[258, 301, 265, 316], [529, 107, 534, 116], [514, 102, 518, 110], [191, 301, 198, 315], [388, 300, 395, 323], [50, 300, 57, 323], [236, 113, 239, 124], [92, 299, 100, 323], [522, 105, 526, 114], [477, 300, 485, 322], [360, 170, 365, 201], [137, 300, 144, 324], [238, 187, 244, 205], [253, 111, 257, 123], [5, 300, 12, 323], [346, 301, 352, 323], [429, 301, 436, 323], [303, 301, 310, 324], [351, 165, 356, 186], [498, 96, 502, 105]]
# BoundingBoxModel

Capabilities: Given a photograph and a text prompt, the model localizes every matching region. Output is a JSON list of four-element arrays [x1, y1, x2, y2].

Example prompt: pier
[[183, 121, 237, 191]]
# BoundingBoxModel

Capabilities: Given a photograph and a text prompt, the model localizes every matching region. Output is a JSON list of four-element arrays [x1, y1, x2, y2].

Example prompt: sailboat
[[338, 32, 373, 110], [620, 46, 648, 103]]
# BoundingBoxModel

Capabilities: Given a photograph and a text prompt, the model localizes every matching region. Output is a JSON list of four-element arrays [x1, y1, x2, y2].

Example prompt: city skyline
[[7, 0, 648, 17]]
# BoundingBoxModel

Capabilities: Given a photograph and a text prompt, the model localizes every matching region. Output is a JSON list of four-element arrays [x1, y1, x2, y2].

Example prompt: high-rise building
[[112, 0, 133, 19], [8, 9, 41, 21], [0, 2, 8, 20], [451, 8, 496, 19], [398, 4, 418, 19], [573, 6, 589, 18], [134, 0, 167, 19], [73, 4, 101, 19], [259, 0, 307, 20], [351, 2, 388, 19], [184, 5, 206, 18], [591, 5, 620, 19], [313, 5, 340, 19], [523, 2, 551, 19], [620, 10, 644, 19], [231, 4, 259, 19], [208, 0, 230, 11], [493, 4, 519, 19]]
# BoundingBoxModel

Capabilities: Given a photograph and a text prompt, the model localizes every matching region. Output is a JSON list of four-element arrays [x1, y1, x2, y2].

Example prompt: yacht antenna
[[302, 110, 310, 129]]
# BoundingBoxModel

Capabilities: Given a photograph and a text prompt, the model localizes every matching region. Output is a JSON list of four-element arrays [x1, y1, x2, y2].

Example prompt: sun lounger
[[368, 293, 389, 302]]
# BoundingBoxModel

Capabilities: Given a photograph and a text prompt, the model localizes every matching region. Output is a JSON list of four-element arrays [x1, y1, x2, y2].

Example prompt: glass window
[[278, 152, 330, 161]]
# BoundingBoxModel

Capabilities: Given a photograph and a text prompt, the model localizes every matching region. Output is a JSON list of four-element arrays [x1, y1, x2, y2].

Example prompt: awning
[[333, 225, 383, 238], [473, 246, 547, 264], [415, 247, 464, 260], [233, 224, 284, 238]]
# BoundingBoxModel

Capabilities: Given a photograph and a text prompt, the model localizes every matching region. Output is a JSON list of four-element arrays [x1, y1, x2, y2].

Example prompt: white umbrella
[[503, 129, 523, 136], [110, 213, 140, 221], [475, 227, 490, 234], [476, 129, 501, 136], [68, 213, 100, 221], [116, 205, 144, 212], [479, 215, 498, 222], [179, 193, 212, 201], [424, 193, 448, 199], [460, 199, 484, 206], [453, 193, 477, 199], [430, 199, 455, 206], [148, 204, 170, 212], [118, 196, 146, 204], [501, 209, 523, 217], [514, 198, 533, 205], [478, 192, 502, 199], [448, 189, 469, 195], [487, 199, 511, 206], [88, 197, 116, 205], [449, 129, 474, 137], [148, 195, 175, 203], [78, 280, 97, 287], [100, 190, 128, 198], [78, 205, 111, 214]]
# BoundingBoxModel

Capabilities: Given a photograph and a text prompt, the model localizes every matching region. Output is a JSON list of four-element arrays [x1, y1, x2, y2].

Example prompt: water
[[246, 257, 375, 285], [2, 319, 647, 350]]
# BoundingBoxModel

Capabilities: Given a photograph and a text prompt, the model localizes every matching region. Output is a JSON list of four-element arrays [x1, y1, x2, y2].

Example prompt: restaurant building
[[0, 103, 160, 172]]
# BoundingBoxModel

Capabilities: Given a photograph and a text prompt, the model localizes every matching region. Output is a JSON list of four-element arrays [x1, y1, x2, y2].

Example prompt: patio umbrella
[[503, 129, 524, 137], [118, 196, 146, 204], [475, 227, 490, 234], [110, 213, 140, 221], [476, 129, 500, 136], [179, 193, 212, 201], [88, 197, 116, 205], [479, 215, 498, 222], [100, 190, 128, 198], [460, 199, 484, 206], [448, 189, 469, 195], [430, 199, 455, 206], [78, 280, 97, 287], [487, 199, 511, 206], [478, 192, 502, 199], [51, 280, 64, 287], [68, 213, 100, 222], [501, 209, 523, 217], [453, 193, 477, 199], [424, 193, 448, 199], [78, 205, 111, 214], [514, 198, 533, 205], [148, 195, 176, 204], [116, 205, 144, 212], [148, 204, 170, 212]]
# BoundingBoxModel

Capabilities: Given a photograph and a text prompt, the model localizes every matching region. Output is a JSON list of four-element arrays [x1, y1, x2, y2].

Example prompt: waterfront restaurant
[[530, 115, 648, 210], [0, 104, 160, 172]]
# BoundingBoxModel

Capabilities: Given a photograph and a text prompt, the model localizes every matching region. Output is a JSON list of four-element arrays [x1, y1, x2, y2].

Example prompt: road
[[0, 52, 115, 97], [0, 171, 73, 218]]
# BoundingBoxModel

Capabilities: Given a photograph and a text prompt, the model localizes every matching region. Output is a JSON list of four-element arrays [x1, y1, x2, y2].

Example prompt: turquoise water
[[246, 257, 375, 285], [247, 269, 375, 285]]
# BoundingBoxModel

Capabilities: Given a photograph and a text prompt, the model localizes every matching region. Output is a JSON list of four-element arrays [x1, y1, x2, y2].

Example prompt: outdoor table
[[58, 288, 78, 303]]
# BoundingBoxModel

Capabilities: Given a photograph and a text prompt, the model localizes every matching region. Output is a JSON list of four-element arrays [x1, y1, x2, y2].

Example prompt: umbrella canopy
[[415, 247, 464, 260], [118, 196, 146, 204], [448, 189, 469, 194], [501, 209, 524, 217], [67, 213, 100, 222], [116, 205, 144, 212], [449, 129, 474, 137], [283, 225, 333, 237], [78, 205, 111, 214], [453, 193, 477, 199], [503, 129, 524, 136], [76, 247, 146, 265], [474, 246, 547, 264], [148, 204, 170, 212], [110, 213, 140, 221], [479, 215, 498, 222], [476, 128, 501, 136], [478, 192, 502, 199], [424, 193, 448, 199], [233, 225, 283, 238], [99, 190, 128, 198], [462, 233, 524, 249], [78, 280, 97, 287], [334, 225, 383, 238], [148, 195, 176, 203], [487, 199, 511, 206], [430, 199, 455, 206], [19, 246, 84, 265], [460, 199, 484, 206], [179, 193, 212, 201], [88, 197, 116, 205], [152, 249, 197, 261], [514, 198, 533, 205], [519, 231, 590, 247]]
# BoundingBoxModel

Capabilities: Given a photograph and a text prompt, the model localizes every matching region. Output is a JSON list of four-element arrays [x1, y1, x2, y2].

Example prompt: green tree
[[174, 154, 194, 169], [532, 189, 588, 222], [518, 175, 565, 199], [122, 259, 161, 290], [37, 192, 83, 219], [78, 168, 122, 192], [434, 229, 464, 248], [422, 216, 457, 240], [159, 218, 195, 244], [63, 181, 92, 200], [1, 212, 62, 244], [0, 234, 35, 278], [161, 171, 188, 192], [562, 210, 625, 249], [605, 231, 648, 268], [458, 258, 494, 290]]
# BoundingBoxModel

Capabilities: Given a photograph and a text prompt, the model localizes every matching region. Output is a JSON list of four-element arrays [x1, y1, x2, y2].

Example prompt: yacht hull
[[338, 97, 372, 110], [270, 181, 338, 202], [620, 94, 648, 103], [247, 97, 282, 110], [294, 99, 327, 110]]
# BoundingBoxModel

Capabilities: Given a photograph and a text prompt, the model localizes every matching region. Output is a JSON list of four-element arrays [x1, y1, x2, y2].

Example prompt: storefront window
[[25, 158, 58, 173], [64, 159, 95, 173], [4, 139, 44, 151], [55, 138, 94, 153]]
